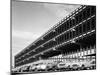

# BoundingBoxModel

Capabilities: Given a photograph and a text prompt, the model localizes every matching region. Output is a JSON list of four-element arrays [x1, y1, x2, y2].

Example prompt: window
[[73, 30, 76, 38], [64, 34, 66, 41], [69, 19, 73, 27], [91, 6, 96, 15], [79, 25, 82, 34], [82, 10, 87, 20], [66, 21, 70, 29], [80, 13, 83, 22], [75, 26, 79, 36], [69, 31, 72, 39], [67, 32, 69, 40], [86, 20, 91, 31], [86, 7, 91, 18], [61, 35, 64, 42], [91, 17, 96, 29], [61, 24, 66, 33], [75, 15, 79, 24], [72, 19, 76, 26], [83, 22, 87, 33], [57, 27, 60, 34], [64, 22, 67, 30], [57, 37, 60, 44]]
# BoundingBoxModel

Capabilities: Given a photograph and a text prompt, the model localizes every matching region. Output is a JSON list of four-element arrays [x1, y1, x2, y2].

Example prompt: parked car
[[30, 64, 37, 71], [83, 59, 96, 69], [46, 63, 58, 71], [36, 64, 47, 71]]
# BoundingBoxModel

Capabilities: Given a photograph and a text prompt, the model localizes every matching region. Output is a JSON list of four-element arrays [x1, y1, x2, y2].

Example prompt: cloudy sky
[[12, 0, 80, 66]]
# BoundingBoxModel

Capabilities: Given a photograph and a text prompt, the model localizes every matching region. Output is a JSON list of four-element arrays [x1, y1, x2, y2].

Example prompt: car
[[69, 60, 84, 70], [57, 61, 72, 71], [46, 63, 58, 71], [83, 59, 96, 69], [35, 63, 47, 72], [71, 64, 81, 70], [37, 64, 47, 71], [30, 64, 37, 71], [57, 62, 66, 69]]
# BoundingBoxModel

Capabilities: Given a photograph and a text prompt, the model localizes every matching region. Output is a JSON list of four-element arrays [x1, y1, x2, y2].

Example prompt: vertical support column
[[39, 57, 42, 60]]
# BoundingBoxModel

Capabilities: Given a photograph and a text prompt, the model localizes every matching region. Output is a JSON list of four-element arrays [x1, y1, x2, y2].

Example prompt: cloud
[[43, 3, 80, 19], [12, 30, 39, 40]]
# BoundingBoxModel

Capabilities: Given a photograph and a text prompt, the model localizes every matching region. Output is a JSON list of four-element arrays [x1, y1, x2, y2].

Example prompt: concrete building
[[14, 5, 96, 72]]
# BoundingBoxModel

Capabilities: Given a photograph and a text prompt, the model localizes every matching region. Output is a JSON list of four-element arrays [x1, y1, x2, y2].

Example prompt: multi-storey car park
[[12, 5, 96, 73]]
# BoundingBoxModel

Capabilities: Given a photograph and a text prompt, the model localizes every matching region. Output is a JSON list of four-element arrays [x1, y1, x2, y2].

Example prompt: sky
[[12, 0, 80, 66]]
